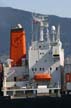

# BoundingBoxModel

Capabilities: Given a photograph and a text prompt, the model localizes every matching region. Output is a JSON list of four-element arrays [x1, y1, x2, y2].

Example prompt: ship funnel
[[10, 25, 26, 67]]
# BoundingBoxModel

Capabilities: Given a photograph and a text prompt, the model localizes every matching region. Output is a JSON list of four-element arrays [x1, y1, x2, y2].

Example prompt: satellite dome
[[51, 25, 56, 31]]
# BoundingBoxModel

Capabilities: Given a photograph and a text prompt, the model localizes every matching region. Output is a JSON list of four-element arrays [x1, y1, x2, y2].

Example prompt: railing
[[2, 87, 61, 99]]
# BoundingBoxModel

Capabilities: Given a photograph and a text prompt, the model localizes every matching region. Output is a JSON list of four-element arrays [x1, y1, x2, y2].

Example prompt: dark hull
[[0, 95, 71, 107]]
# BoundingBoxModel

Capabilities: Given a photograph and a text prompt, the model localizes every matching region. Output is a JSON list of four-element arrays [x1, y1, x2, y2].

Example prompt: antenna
[[57, 24, 60, 41], [45, 21, 51, 45], [32, 14, 44, 42], [51, 25, 56, 42], [31, 13, 34, 44], [40, 21, 44, 41]]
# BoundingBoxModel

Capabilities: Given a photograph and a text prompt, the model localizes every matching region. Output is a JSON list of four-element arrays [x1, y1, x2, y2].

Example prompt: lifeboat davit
[[34, 73, 51, 81]]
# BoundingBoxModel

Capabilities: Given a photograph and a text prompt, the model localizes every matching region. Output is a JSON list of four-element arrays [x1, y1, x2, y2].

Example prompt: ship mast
[[51, 25, 56, 42], [31, 13, 34, 44], [57, 24, 60, 41], [40, 17, 44, 42], [45, 21, 51, 46], [57, 24, 65, 95]]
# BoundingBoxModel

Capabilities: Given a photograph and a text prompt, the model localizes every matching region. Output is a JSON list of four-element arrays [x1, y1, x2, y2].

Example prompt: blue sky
[[0, 0, 71, 18]]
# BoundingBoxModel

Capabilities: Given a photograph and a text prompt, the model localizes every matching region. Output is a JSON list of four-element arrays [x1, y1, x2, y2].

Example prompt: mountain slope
[[0, 7, 71, 57]]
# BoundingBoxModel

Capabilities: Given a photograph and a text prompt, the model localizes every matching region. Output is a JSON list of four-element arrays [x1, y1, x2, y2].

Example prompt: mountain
[[0, 7, 71, 57]]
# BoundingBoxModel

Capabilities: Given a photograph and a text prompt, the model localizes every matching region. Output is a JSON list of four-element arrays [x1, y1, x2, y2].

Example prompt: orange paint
[[65, 73, 71, 82], [10, 28, 26, 66], [34, 73, 51, 81]]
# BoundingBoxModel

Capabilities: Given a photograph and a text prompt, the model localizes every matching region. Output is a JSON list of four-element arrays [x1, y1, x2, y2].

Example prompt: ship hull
[[0, 95, 71, 107]]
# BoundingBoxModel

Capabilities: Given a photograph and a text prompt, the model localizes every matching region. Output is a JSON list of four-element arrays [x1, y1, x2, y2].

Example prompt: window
[[39, 68, 44, 71], [56, 67, 58, 70], [50, 67, 52, 70], [39, 46, 41, 48], [32, 68, 34, 71], [42, 68, 44, 71], [36, 60, 38, 63], [35, 68, 37, 71], [14, 77, 16, 81], [32, 68, 37, 71], [40, 53, 44, 55], [40, 68, 42, 71]]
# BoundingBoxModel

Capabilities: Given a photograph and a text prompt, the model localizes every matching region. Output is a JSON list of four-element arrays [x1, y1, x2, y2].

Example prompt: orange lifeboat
[[34, 73, 51, 81]]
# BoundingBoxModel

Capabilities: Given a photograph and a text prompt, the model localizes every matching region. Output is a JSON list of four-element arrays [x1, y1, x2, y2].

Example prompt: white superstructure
[[2, 15, 64, 98], [28, 15, 64, 88]]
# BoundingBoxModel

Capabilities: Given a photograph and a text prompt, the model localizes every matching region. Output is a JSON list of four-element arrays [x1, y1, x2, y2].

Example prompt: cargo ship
[[0, 14, 70, 102]]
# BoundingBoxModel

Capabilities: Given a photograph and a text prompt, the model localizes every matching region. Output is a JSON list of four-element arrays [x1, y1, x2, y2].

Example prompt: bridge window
[[14, 77, 17, 81], [56, 67, 58, 70], [32, 68, 34, 71], [50, 67, 52, 70]]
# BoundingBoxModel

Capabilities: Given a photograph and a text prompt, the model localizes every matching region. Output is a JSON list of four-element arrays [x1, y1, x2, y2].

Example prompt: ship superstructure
[[28, 15, 64, 88], [1, 15, 64, 98], [2, 24, 29, 97]]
